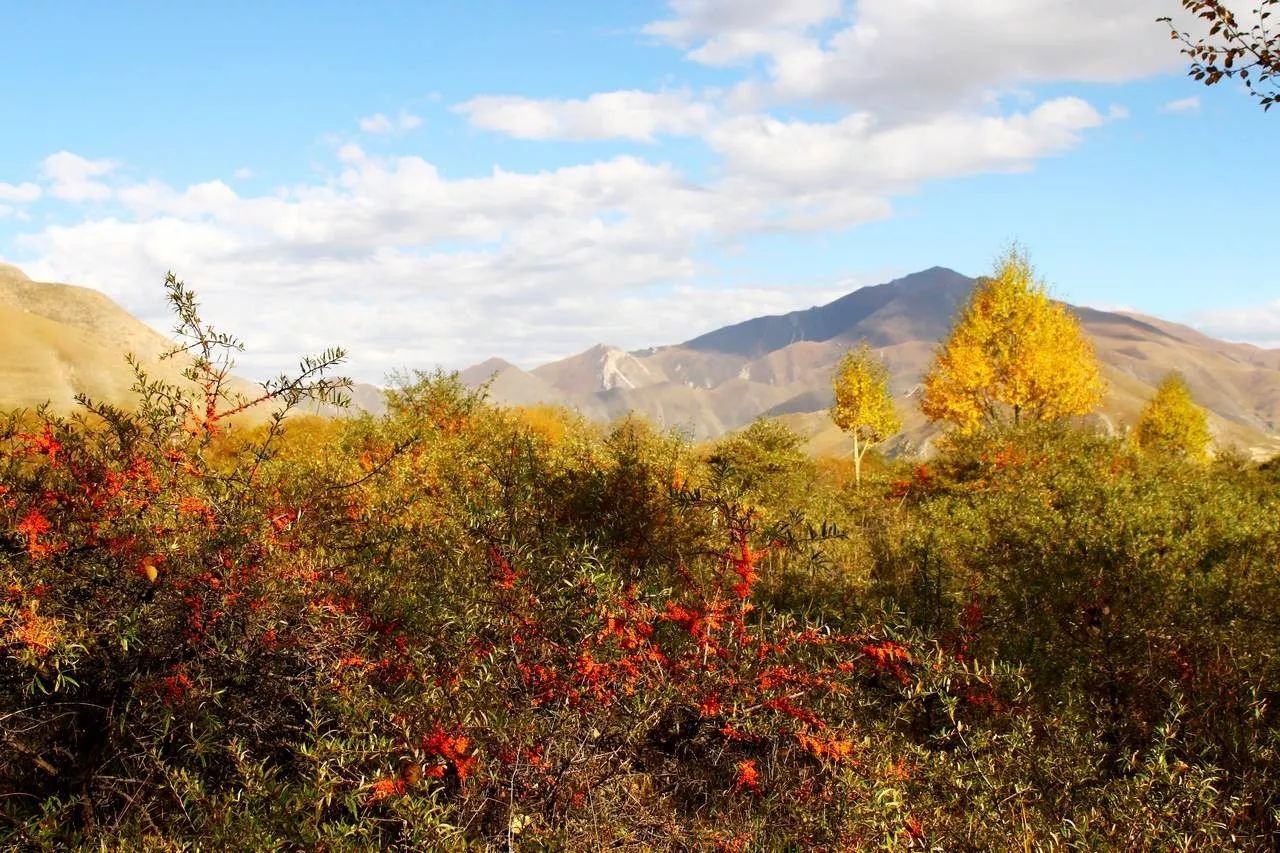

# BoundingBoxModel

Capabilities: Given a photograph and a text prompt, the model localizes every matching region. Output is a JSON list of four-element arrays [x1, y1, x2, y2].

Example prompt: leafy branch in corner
[[1160, 1, 1279, 110]]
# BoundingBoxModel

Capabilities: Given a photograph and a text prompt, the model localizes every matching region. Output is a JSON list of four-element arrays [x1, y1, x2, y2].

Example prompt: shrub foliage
[[2, 277, 1278, 849]]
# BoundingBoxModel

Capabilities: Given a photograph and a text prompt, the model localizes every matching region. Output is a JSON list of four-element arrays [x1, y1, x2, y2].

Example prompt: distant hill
[[682, 267, 973, 356], [0, 263, 386, 419], [461, 267, 1280, 460], [458, 358, 577, 409], [0, 263, 186, 411]]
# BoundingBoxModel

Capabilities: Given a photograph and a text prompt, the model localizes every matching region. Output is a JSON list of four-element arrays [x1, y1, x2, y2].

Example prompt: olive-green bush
[[3, 287, 1278, 849]]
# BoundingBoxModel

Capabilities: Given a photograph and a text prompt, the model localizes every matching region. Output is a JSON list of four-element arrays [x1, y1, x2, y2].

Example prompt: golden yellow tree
[[830, 344, 901, 485], [921, 248, 1105, 433], [1133, 372, 1212, 461]]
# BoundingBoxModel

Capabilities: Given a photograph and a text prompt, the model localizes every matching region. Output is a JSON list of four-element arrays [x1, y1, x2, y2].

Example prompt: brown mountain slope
[[0, 302, 159, 410], [460, 358, 577, 409], [532, 345, 667, 394], [1, 263, 174, 361], [0, 264, 189, 410], [0, 263, 388, 419]]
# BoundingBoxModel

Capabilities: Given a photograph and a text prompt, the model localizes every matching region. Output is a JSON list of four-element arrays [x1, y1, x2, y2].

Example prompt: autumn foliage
[[1161, 0, 1280, 110], [922, 247, 1105, 433], [830, 344, 901, 485], [2, 273, 1279, 849], [1134, 371, 1213, 461]]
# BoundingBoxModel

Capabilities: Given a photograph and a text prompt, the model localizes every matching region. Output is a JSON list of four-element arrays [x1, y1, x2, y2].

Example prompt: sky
[[1, 0, 1277, 382]]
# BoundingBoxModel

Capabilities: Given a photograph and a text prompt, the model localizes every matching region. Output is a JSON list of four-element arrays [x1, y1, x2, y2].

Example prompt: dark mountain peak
[[681, 266, 975, 358], [893, 266, 971, 288]]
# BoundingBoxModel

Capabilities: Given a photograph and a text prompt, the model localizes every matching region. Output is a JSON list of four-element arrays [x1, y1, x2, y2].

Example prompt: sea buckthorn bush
[[2, 279, 1278, 849]]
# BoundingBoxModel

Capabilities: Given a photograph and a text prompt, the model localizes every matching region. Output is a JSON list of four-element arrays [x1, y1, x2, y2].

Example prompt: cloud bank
[[1, 1, 1202, 380]]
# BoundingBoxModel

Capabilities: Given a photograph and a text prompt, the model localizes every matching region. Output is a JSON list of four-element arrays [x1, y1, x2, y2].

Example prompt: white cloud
[[41, 152, 117, 201], [9, 88, 1108, 381], [648, 0, 1179, 113], [233, 166, 254, 180], [115, 179, 241, 219], [4, 4, 1211, 380], [12, 152, 755, 379], [358, 109, 423, 134], [645, 0, 844, 46], [8, 81, 1116, 381], [1162, 96, 1201, 114], [457, 90, 713, 142], [1193, 300, 1280, 350], [0, 181, 41, 204], [708, 98, 1106, 193]]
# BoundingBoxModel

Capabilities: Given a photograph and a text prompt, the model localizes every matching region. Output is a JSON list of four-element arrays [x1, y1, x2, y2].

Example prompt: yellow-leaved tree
[[1133, 372, 1212, 461], [830, 343, 901, 485], [921, 248, 1105, 433]]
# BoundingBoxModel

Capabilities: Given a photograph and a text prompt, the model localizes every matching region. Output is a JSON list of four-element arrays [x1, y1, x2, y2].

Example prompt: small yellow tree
[[1133, 372, 1212, 461], [830, 344, 901, 485], [921, 247, 1105, 433]]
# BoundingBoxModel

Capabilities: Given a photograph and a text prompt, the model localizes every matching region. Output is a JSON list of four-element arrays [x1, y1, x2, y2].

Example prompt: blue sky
[[1, 1, 1276, 381]]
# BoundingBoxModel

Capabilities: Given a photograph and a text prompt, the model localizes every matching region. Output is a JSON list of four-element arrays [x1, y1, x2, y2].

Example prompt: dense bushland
[[2, 282, 1279, 849]]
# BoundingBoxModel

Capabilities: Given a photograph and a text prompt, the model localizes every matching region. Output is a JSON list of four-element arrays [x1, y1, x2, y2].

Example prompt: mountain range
[[459, 267, 1280, 459], [3, 262, 1278, 459]]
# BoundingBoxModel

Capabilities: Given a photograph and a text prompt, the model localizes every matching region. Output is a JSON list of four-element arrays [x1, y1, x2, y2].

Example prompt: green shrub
[[3, 283, 1278, 848]]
